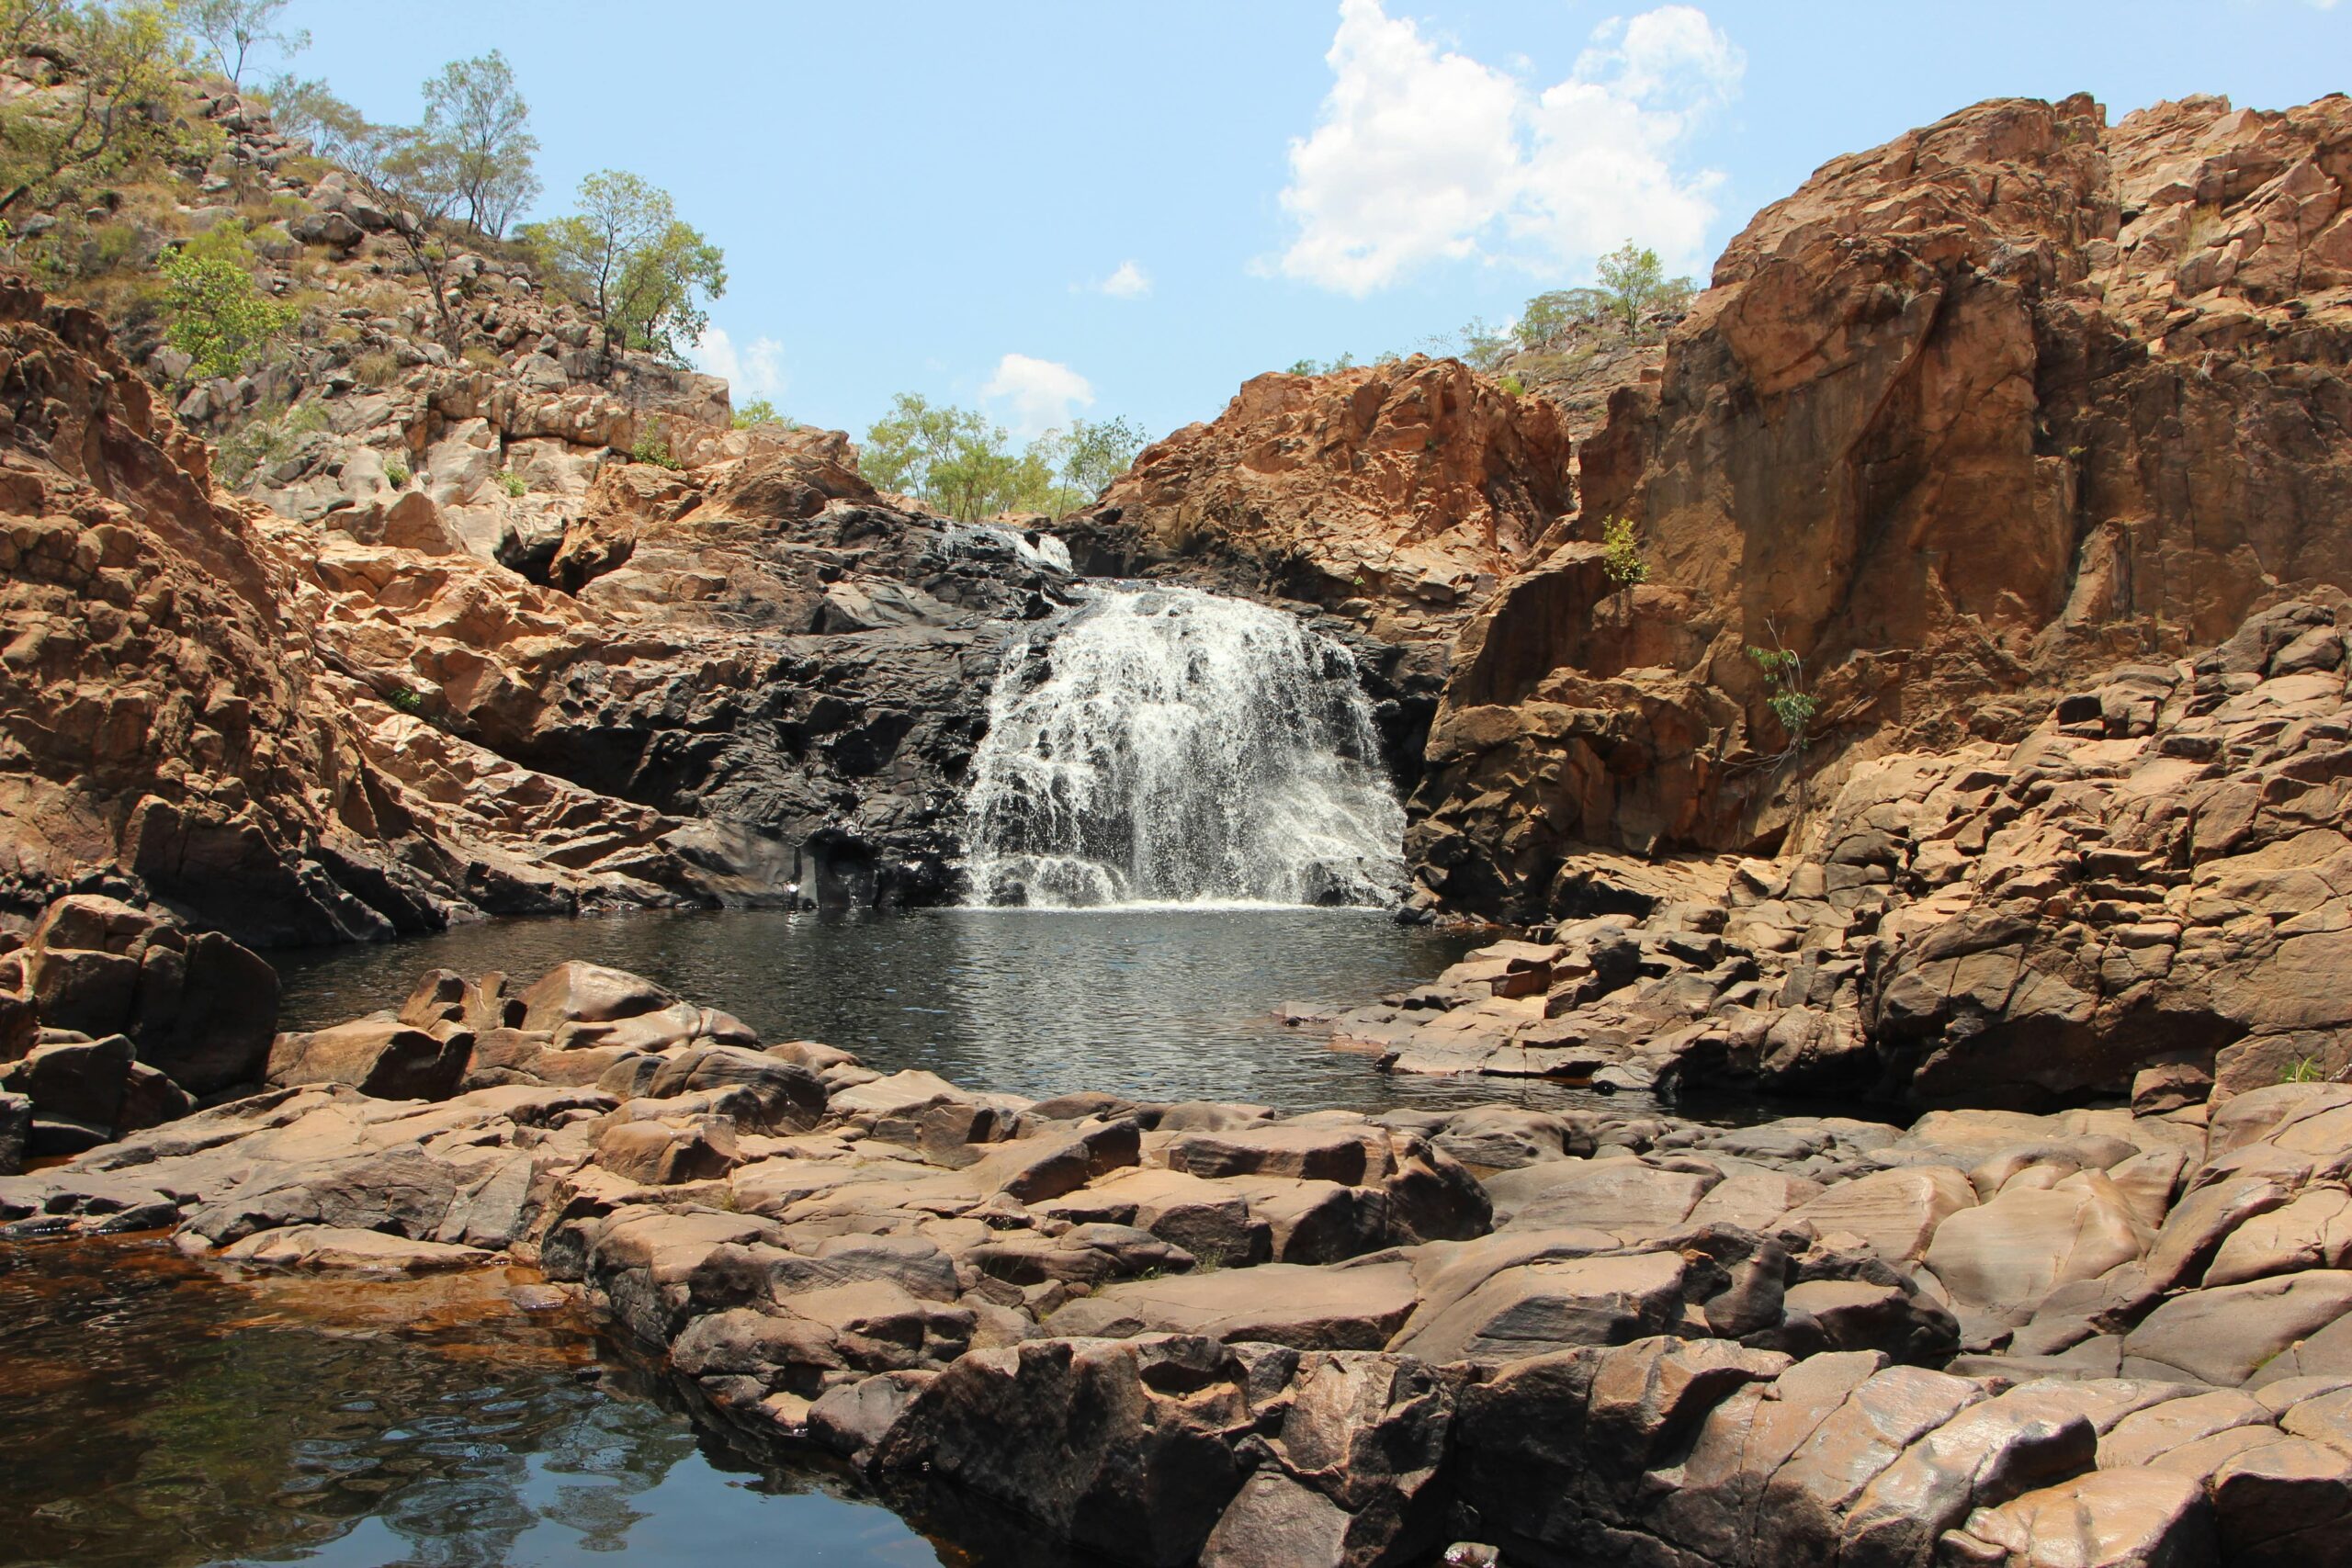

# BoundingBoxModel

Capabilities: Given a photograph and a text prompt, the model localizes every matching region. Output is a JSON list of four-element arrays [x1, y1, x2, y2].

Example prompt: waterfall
[[963, 584, 1408, 908]]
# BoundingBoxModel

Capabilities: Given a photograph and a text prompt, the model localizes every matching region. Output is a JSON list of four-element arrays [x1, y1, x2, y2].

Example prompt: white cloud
[[690, 326, 786, 404], [1273, 1, 1742, 295], [1099, 259, 1152, 299], [981, 353, 1095, 438]]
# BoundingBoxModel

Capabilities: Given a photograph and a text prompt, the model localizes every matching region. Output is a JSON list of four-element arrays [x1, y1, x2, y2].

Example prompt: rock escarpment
[[0, 273, 1086, 942], [1414, 91, 2352, 920], [17, 954, 2352, 1565], [1328, 597, 2352, 1111]]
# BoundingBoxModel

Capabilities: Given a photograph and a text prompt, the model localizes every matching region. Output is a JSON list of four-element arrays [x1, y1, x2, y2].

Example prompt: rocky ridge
[[1413, 90, 2352, 921], [1323, 596, 2352, 1114]]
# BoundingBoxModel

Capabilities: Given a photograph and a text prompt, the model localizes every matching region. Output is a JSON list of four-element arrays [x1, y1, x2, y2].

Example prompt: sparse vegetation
[[520, 170, 725, 367], [496, 468, 526, 498], [732, 397, 785, 429], [2284, 1055, 2329, 1085], [0, 1, 198, 220], [629, 429, 682, 470], [1747, 628, 1820, 749], [215, 398, 328, 483], [384, 458, 411, 487], [159, 220, 295, 378]]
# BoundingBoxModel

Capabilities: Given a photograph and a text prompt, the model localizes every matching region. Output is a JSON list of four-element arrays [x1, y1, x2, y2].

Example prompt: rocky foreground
[[3, 927, 2351, 1565]]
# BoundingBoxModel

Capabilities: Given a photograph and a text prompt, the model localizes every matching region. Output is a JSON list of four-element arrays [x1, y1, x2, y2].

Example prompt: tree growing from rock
[[421, 51, 537, 239], [315, 107, 469, 353], [1592, 241, 1696, 336], [0, 1, 188, 219], [160, 220, 295, 378], [1057, 415, 1148, 499], [177, 0, 307, 90], [521, 170, 726, 367]]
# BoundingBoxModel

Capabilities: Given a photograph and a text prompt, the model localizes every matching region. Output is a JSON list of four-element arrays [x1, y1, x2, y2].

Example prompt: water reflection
[[0, 1241, 954, 1567], [275, 907, 1533, 1114]]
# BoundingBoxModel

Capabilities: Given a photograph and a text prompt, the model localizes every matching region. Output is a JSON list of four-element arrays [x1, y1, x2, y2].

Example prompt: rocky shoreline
[[6, 911, 2352, 1564]]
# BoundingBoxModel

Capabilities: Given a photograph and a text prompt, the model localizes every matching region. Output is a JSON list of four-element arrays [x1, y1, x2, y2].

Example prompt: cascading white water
[[962, 584, 1408, 908]]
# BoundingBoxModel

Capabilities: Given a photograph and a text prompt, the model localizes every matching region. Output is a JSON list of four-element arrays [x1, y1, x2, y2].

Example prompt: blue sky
[[285, 1, 2347, 446]]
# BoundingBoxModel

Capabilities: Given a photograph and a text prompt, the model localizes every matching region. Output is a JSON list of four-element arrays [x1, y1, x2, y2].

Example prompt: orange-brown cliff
[[1417, 91, 2352, 918]]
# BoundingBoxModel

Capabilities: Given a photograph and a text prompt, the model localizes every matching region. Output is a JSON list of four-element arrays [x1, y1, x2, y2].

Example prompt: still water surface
[[0, 1241, 961, 1568], [274, 906, 1532, 1114], [6, 907, 1607, 1566]]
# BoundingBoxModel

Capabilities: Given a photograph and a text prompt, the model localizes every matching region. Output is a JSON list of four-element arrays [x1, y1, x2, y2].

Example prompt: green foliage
[[1286, 351, 1360, 377], [420, 51, 537, 238], [1057, 415, 1148, 499], [859, 392, 1092, 522], [176, 0, 307, 90], [253, 72, 352, 143], [496, 468, 526, 498], [1747, 639, 1820, 744], [732, 397, 786, 429], [1600, 516, 1647, 590], [1498, 373, 1525, 397], [1593, 241, 1696, 336], [2283, 1055, 2329, 1085], [0, 1, 192, 219], [629, 430, 681, 470], [384, 458, 411, 487], [215, 398, 326, 483], [161, 223, 296, 378], [386, 684, 424, 714], [519, 170, 725, 365]]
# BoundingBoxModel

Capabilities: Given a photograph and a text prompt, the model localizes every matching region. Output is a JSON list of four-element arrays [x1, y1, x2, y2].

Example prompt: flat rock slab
[[217, 1224, 492, 1272], [1047, 1261, 1418, 1350]]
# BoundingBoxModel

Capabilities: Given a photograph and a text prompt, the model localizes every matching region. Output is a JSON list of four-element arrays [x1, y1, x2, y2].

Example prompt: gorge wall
[[1082, 92, 2352, 928]]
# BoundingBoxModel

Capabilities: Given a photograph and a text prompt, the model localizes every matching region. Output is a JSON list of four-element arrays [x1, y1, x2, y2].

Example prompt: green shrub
[[497, 468, 526, 497], [732, 396, 782, 429], [630, 432, 681, 470], [385, 459, 411, 487], [348, 348, 401, 388], [387, 685, 424, 714], [2283, 1055, 2329, 1085], [1747, 641, 1819, 742], [1600, 516, 1646, 590], [160, 231, 297, 379], [1498, 373, 1525, 397]]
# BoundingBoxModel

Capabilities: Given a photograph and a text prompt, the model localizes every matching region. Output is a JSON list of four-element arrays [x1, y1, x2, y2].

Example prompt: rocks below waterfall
[[16, 948, 2352, 1563]]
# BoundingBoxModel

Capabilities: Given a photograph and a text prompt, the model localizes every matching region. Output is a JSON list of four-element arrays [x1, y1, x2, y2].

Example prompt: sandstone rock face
[[1070, 357, 1576, 638], [1407, 93, 2352, 923], [1309, 597, 2352, 1110]]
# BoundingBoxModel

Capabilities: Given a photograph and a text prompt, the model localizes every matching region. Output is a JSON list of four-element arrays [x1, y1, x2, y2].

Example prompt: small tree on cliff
[[1592, 241, 1696, 338], [521, 170, 727, 367], [421, 51, 538, 239], [0, 1, 188, 219], [316, 108, 469, 353], [161, 221, 296, 378], [178, 0, 308, 90]]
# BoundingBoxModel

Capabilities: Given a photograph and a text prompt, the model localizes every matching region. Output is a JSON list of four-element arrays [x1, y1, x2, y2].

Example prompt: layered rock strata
[[1325, 597, 2352, 1110], [0, 274, 1088, 941], [14, 953, 2352, 1564], [1412, 91, 2352, 920]]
